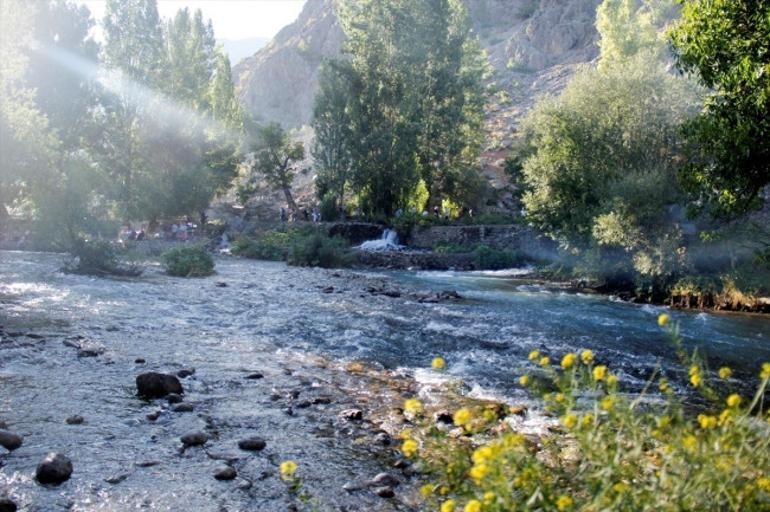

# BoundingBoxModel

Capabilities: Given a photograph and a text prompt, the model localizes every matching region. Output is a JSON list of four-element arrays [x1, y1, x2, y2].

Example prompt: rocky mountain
[[232, 0, 602, 211]]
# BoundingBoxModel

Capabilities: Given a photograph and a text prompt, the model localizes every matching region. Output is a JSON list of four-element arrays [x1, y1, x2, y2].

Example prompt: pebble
[[373, 432, 391, 446], [166, 393, 183, 404], [146, 410, 161, 421], [135, 358, 146, 364], [237, 436, 266, 451], [0, 497, 17, 512], [172, 403, 194, 413], [339, 408, 363, 421], [343, 481, 364, 492], [214, 466, 237, 480], [367, 473, 399, 488], [0, 430, 23, 451], [373, 486, 395, 498], [176, 368, 195, 378], [35, 452, 73, 485], [104, 473, 129, 484], [180, 431, 208, 447], [65, 415, 84, 425], [136, 372, 183, 398], [245, 372, 264, 380]]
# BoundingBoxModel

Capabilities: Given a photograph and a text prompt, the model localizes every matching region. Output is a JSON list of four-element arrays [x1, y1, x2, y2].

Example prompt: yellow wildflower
[[688, 365, 699, 376], [453, 407, 472, 427], [279, 460, 298, 480], [581, 414, 594, 428], [600, 396, 615, 411], [401, 439, 418, 457], [726, 394, 741, 408], [761, 362, 770, 380], [697, 414, 717, 429], [519, 375, 530, 386], [399, 428, 413, 439], [580, 349, 594, 364], [657, 313, 670, 327], [607, 374, 619, 386], [613, 482, 630, 493], [554, 393, 565, 403], [690, 373, 702, 387], [528, 350, 540, 361], [556, 495, 574, 511], [718, 367, 733, 379], [420, 484, 433, 497], [757, 477, 770, 492], [659, 378, 670, 392], [483, 491, 496, 505], [561, 352, 577, 369], [404, 399, 423, 414], [539, 356, 551, 366], [719, 409, 732, 426], [683, 434, 697, 451], [431, 357, 446, 370], [469, 463, 490, 482], [440, 499, 456, 512], [593, 365, 607, 381], [561, 414, 578, 429], [464, 500, 482, 512], [439, 486, 449, 495], [472, 445, 494, 464]]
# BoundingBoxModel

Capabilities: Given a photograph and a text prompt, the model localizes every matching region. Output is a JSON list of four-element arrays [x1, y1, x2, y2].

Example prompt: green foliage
[[161, 245, 215, 277], [231, 231, 291, 261], [286, 231, 353, 269], [472, 245, 525, 270], [320, 192, 339, 222], [242, 122, 304, 214], [670, 0, 770, 218], [64, 238, 141, 277], [404, 325, 770, 511]]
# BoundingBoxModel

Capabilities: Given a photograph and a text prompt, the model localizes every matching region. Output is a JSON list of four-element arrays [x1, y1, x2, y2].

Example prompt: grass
[[400, 316, 770, 511]]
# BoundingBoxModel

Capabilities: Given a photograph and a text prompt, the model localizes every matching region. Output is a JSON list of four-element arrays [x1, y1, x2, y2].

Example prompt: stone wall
[[408, 224, 556, 258]]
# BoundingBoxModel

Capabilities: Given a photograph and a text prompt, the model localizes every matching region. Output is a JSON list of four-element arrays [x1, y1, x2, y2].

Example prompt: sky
[[79, 0, 307, 41]]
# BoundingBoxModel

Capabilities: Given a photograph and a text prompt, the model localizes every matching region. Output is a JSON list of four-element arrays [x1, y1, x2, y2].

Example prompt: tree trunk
[[282, 186, 298, 220], [199, 210, 207, 229]]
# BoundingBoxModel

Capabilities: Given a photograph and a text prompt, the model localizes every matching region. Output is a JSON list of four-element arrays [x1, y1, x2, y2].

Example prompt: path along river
[[1, 251, 769, 510]]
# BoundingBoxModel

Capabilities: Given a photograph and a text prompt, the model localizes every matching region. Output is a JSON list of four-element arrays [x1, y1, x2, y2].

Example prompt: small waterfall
[[358, 228, 403, 251]]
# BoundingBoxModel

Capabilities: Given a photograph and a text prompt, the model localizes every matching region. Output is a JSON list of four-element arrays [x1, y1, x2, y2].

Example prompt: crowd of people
[[118, 219, 200, 243]]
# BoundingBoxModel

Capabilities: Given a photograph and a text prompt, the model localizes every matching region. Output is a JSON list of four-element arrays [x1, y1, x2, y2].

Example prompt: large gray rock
[[180, 431, 208, 447], [136, 372, 183, 398], [0, 430, 22, 451], [0, 497, 17, 512], [35, 453, 73, 485], [237, 436, 266, 451]]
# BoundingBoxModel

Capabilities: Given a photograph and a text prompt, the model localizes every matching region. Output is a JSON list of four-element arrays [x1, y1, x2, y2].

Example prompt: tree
[[519, 54, 701, 291], [670, 0, 770, 217], [311, 61, 353, 215], [245, 123, 304, 217]]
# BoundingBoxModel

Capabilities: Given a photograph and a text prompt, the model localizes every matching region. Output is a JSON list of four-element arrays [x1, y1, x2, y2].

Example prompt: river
[[1, 251, 769, 510]]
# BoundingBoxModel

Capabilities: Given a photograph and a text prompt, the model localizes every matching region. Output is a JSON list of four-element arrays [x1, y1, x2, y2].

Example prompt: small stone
[[134, 358, 146, 364], [367, 473, 400, 488], [176, 368, 195, 378], [269, 392, 281, 401], [0, 430, 23, 451], [343, 481, 364, 492], [339, 409, 363, 422], [245, 372, 264, 380], [136, 372, 183, 399], [172, 403, 194, 413], [295, 400, 311, 409], [311, 396, 332, 405], [434, 411, 454, 424], [283, 407, 294, 416], [180, 431, 208, 447], [373, 432, 391, 446], [65, 415, 84, 425], [373, 486, 395, 498], [135, 460, 160, 467], [288, 389, 300, 399], [35, 452, 73, 485], [0, 497, 17, 512], [282, 368, 293, 376], [104, 473, 129, 484], [166, 393, 183, 404], [214, 466, 237, 481], [146, 410, 161, 421], [215, 282, 228, 287], [322, 286, 334, 293], [237, 436, 266, 451]]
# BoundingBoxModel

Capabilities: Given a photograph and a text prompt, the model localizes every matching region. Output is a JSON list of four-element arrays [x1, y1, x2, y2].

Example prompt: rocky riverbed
[[2, 251, 770, 511]]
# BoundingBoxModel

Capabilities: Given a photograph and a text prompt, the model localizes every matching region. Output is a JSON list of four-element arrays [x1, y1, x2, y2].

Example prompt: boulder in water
[[180, 431, 208, 447], [237, 436, 266, 451], [0, 497, 17, 512], [0, 430, 22, 451], [35, 452, 73, 485], [136, 372, 183, 398], [214, 466, 237, 480]]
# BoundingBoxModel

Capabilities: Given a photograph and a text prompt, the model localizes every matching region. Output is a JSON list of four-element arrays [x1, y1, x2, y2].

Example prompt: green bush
[[320, 192, 339, 222], [161, 245, 215, 277], [64, 238, 142, 277], [231, 231, 290, 261], [473, 245, 525, 270], [287, 232, 353, 268]]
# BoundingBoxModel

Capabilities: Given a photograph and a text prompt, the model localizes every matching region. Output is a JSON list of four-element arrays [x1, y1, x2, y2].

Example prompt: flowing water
[[1, 251, 769, 510]]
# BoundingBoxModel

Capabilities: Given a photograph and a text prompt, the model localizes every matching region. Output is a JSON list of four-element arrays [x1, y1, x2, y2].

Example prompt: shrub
[[472, 245, 524, 270], [161, 245, 215, 277], [231, 231, 290, 261], [287, 231, 353, 268], [401, 319, 770, 511], [64, 238, 142, 277], [320, 191, 339, 222]]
